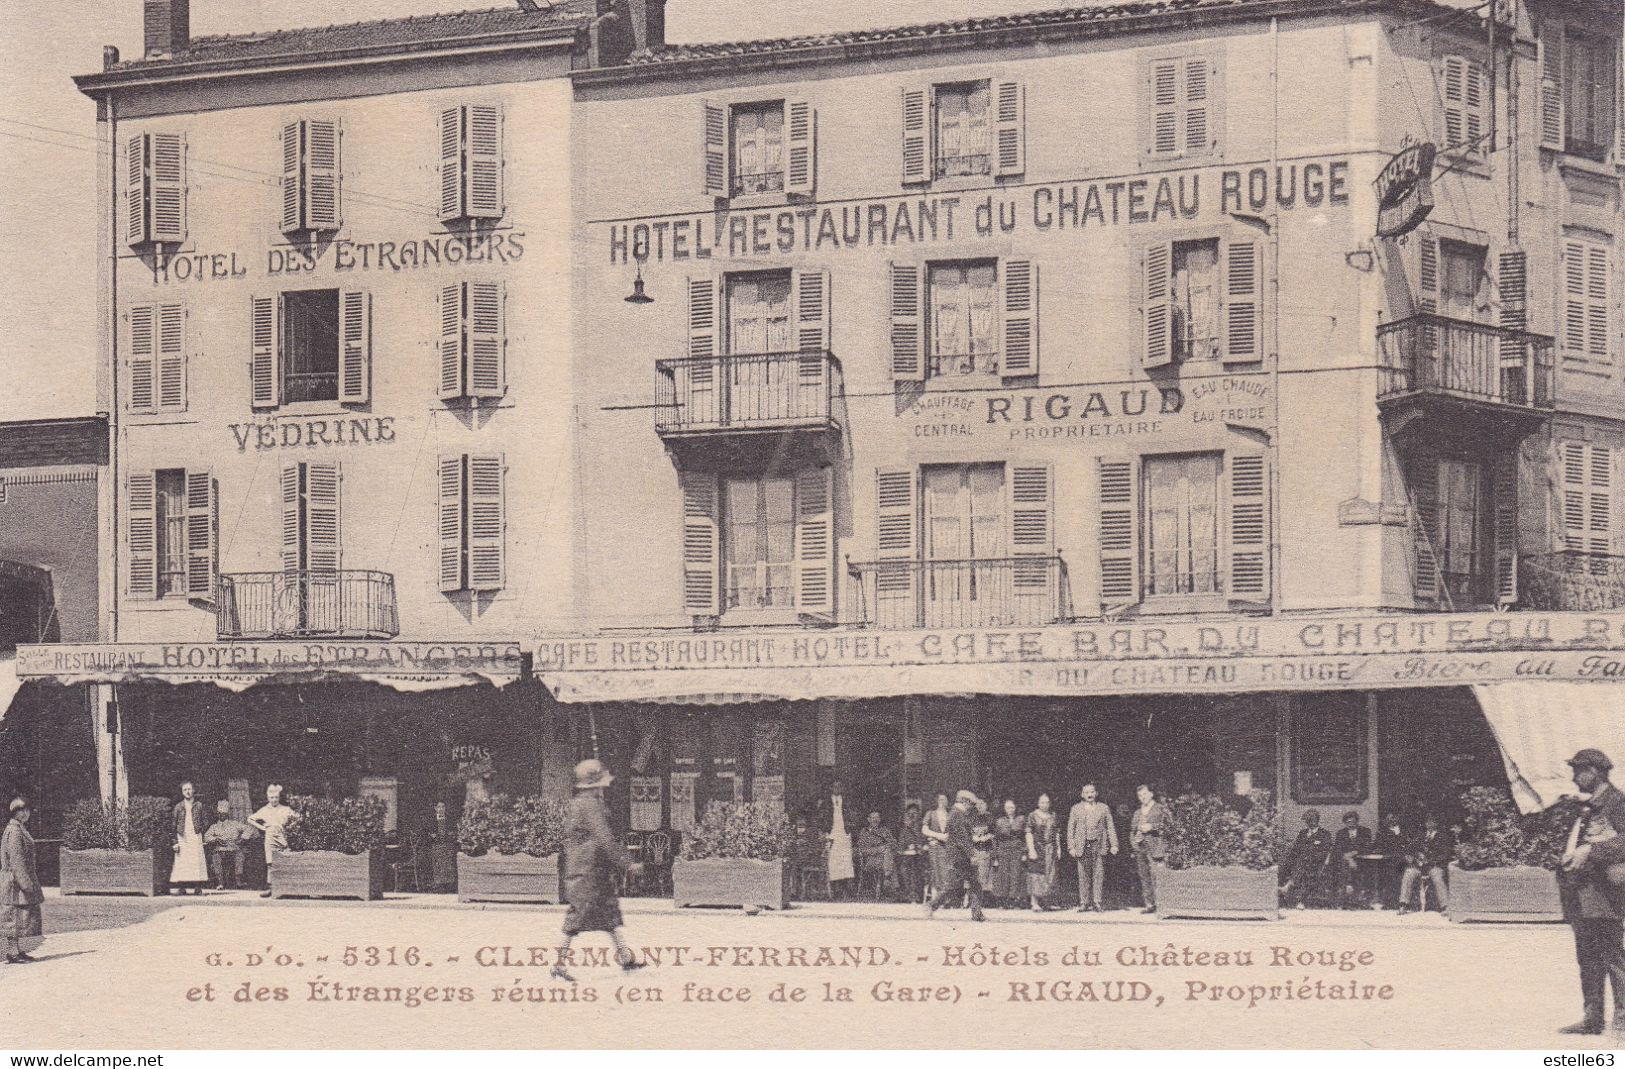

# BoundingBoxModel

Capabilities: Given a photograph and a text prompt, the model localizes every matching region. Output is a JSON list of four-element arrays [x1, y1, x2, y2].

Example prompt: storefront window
[[928, 261, 998, 377], [1292, 693, 1369, 804], [1144, 453, 1220, 597], [723, 475, 794, 611], [730, 101, 785, 196], [934, 82, 991, 177]]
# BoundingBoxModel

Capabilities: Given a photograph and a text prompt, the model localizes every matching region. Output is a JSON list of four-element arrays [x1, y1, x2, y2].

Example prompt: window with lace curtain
[[934, 82, 991, 178], [730, 102, 784, 196], [724, 476, 795, 612], [1144, 453, 1221, 597], [928, 260, 998, 378]]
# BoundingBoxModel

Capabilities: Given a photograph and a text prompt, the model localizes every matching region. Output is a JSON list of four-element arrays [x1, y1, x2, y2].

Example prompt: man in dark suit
[[1331, 810, 1374, 908], [1397, 814, 1454, 914], [924, 791, 985, 922], [1558, 749, 1625, 1037], [1280, 809, 1334, 909], [1129, 784, 1170, 913]]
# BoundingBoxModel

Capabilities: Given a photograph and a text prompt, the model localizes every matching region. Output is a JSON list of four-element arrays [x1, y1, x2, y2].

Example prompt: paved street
[[1, 892, 1616, 1049]]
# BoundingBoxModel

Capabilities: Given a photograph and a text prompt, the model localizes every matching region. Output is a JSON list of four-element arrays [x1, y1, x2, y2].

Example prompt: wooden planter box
[[672, 858, 789, 910], [271, 849, 384, 901], [457, 852, 562, 903], [1155, 863, 1280, 920], [60, 848, 168, 896], [1448, 863, 1564, 923]]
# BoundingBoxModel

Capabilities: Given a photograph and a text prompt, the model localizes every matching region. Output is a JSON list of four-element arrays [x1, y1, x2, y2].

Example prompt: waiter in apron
[[819, 780, 857, 901]]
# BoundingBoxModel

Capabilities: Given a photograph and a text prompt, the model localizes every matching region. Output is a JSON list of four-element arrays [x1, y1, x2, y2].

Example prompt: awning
[[1473, 682, 1625, 813], [14, 640, 527, 693], [0, 652, 22, 726]]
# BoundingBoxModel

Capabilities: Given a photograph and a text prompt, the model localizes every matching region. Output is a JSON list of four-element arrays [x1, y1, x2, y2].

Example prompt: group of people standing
[[165, 782, 298, 898]]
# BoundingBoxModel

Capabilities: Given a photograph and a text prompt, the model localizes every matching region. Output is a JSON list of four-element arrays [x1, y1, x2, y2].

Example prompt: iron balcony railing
[[847, 556, 1072, 630], [217, 569, 399, 640], [655, 350, 843, 435], [1377, 313, 1554, 410], [283, 370, 339, 405], [1519, 552, 1625, 612]]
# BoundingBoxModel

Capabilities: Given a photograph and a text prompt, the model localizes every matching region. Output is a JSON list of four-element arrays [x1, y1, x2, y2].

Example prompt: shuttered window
[[280, 461, 342, 574], [1562, 236, 1613, 362], [127, 303, 186, 413], [438, 104, 503, 224], [1560, 441, 1615, 557], [125, 132, 186, 248], [278, 119, 342, 235], [1407, 452, 1517, 607], [902, 79, 1024, 186], [438, 281, 507, 401], [900, 258, 1039, 383], [705, 99, 815, 199], [250, 288, 370, 408], [437, 454, 506, 593], [1144, 56, 1220, 161], [1439, 55, 1489, 156], [1145, 453, 1220, 597], [1144, 236, 1259, 367], [127, 467, 214, 601]]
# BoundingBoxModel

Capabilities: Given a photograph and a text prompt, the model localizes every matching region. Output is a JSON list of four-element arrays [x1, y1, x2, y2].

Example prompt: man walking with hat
[[550, 759, 645, 983], [1558, 748, 1625, 1036], [924, 790, 986, 922]]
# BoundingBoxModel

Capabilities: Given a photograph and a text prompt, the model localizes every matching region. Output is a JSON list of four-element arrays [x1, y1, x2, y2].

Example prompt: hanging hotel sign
[[603, 159, 1352, 264], [15, 640, 526, 687], [1374, 141, 1435, 239]]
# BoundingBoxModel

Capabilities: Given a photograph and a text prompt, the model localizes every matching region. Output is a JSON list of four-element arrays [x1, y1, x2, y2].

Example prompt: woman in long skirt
[[2, 798, 44, 963], [970, 799, 995, 902], [1025, 793, 1060, 912], [169, 782, 209, 895], [990, 799, 1027, 907], [922, 793, 952, 901]]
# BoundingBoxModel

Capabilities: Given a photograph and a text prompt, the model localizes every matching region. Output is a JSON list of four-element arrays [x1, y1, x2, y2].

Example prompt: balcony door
[[923, 463, 1006, 626], [724, 272, 792, 425], [279, 461, 342, 635]]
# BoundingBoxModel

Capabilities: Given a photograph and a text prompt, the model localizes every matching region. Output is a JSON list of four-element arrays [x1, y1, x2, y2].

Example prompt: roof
[[87, 1, 591, 79], [0, 417, 108, 470]]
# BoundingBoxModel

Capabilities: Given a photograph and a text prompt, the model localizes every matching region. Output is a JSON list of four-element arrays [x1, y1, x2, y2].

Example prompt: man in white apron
[[823, 780, 856, 900]]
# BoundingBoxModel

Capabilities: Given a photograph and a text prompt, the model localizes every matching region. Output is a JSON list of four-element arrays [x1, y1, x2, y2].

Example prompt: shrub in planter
[[273, 795, 387, 901], [674, 801, 794, 910], [456, 795, 566, 903], [1157, 790, 1280, 920], [60, 797, 172, 896], [1449, 786, 1574, 923]]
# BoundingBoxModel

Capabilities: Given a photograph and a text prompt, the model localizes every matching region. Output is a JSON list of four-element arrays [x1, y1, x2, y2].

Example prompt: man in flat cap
[[924, 790, 985, 922], [1558, 748, 1625, 1036]]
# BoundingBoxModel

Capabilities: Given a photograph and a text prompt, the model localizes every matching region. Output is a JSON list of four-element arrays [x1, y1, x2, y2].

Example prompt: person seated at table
[[202, 800, 257, 891], [789, 816, 827, 899], [1331, 810, 1374, 908], [1398, 813, 1455, 914], [1279, 809, 1334, 909], [896, 803, 927, 904], [855, 811, 899, 899], [1373, 811, 1407, 909]]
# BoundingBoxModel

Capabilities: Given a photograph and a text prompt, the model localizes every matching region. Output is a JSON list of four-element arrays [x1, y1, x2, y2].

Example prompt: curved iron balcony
[[217, 569, 399, 640], [1519, 552, 1625, 612], [1377, 314, 1554, 412], [848, 556, 1072, 630], [655, 350, 843, 437]]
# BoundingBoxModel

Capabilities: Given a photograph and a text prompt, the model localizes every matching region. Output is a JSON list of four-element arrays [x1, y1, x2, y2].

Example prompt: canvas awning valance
[[1472, 681, 1625, 813]]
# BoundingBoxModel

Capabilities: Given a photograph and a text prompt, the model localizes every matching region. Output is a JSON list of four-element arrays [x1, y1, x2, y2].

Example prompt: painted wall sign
[[604, 160, 1351, 264], [16, 640, 525, 680], [149, 231, 527, 285], [227, 415, 397, 453], [908, 375, 1272, 441], [1374, 142, 1435, 238]]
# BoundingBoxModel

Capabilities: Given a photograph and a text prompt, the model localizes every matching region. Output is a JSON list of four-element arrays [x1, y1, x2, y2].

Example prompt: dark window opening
[[155, 468, 186, 597], [282, 288, 340, 403]]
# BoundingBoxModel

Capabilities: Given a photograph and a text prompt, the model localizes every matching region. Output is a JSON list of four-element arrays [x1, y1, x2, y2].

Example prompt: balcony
[[848, 556, 1072, 630], [656, 350, 843, 465], [1519, 552, 1625, 612], [217, 570, 399, 640], [1377, 314, 1554, 433]]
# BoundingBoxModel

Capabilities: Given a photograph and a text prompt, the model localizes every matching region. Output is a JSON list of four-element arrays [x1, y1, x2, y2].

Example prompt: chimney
[[143, 0, 190, 58], [627, 0, 665, 54]]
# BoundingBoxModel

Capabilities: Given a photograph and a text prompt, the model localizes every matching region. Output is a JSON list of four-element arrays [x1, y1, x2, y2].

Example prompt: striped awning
[[1472, 682, 1625, 813]]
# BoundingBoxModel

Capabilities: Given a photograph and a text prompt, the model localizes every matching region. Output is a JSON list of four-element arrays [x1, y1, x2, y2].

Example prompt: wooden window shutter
[[149, 133, 186, 244], [1000, 259, 1038, 376], [304, 119, 341, 232], [901, 87, 930, 184], [1584, 242, 1610, 360], [1226, 453, 1270, 605], [184, 469, 216, 602], [438, 283, 464, 399], [685, 278, 719, 423], [157, 303, 186, 411], [1498, 250, 1529, 397], [338, 289, 371, 404], [1008, 462, 1055, 617], [280, 464, 301, 574], [128, 305, 156, 412], [126, 135, 148, 246], [1096, 457, 1139, 611], [993, 80, 1025, 177], [438, 106, 462, 221], [794, 466, 835, 619], [437, 455, 466, 592], [279, 122, 302, 234], [1441, 55, 1468, 151], [679, 470, 721, 615], [466, 104, 503, 219], [1416, 233, 1440, 315], [126, 470, 157, 599], [1561, 442, 1614, 556], [304, 462, 342, 573], [1221, 238, 1263, 363], [1409, 457, 1441, 602], [1148, 61, 1179, 157], [1183, 58, 1211, 155], [1562, 239, 1588, 355], [1539, 21, 1566, 151], [874, 466, 919, 616], [250, 295, 281, 409], [791, 268, 830, 352], [1491, 453, 1518, 605], [785, 100, 816, 196], [687, 277, 719, 357], [1142, 243, 1174, 368], [1463, 60, 1486, 150], [467, 454, 505, 591], [1590, 446, 1615, 555], [889, 262, 924, 380], [468, 281, 506, 398], [703, 101, 727, 197]]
